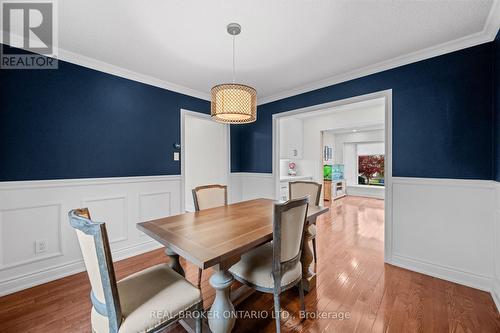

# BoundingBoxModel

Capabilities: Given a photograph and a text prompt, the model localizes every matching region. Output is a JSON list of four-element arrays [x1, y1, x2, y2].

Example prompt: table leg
[[301, 220, 316, 292], [208, 267, 236, 333], [165, 247, 185, 277]]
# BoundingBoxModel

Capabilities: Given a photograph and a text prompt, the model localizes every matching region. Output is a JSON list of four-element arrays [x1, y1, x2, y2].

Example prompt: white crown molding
[[2, 0, 498, 106], [258, 0, 500, 105], [0, 31, 211, 101], [57, 48, 211, 101], [483, 0, 500, 40]]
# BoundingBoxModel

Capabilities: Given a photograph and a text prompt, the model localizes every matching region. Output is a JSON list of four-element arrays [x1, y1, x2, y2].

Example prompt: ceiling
[[53, 1, 499, 103]]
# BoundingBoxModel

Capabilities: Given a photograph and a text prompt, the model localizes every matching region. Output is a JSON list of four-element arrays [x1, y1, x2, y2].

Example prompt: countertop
[[280, 175, 313, 182]]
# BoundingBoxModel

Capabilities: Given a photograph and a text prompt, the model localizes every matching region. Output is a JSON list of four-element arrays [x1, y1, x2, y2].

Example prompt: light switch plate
[[173, 152, 180, 161]]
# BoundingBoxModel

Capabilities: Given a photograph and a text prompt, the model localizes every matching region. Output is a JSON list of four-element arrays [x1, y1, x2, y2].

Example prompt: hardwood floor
[[1, 196, 499, 332]]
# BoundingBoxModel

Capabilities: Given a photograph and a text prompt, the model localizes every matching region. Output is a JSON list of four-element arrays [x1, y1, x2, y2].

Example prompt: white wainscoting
[[229, 173, 275, 203], [390, 177, 495, 293], [493, 181, 500, 312], [2, 172, 499, 312], [346, 185, 385, 199], [0, 175, 181, 296]]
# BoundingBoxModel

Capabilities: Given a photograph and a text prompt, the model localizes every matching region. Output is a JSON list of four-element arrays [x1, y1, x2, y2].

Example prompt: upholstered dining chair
[[229, 197, 309, 333], [192, 184, 227, 211], [289, 181, 322, 263], [69, 208, 203, 333], [192, 184, 227, 287]]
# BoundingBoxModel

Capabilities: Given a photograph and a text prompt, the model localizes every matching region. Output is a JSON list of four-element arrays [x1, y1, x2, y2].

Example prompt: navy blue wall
[[0, 51, 210, 181], [495, 31, 500, 182], [2, 41, 497, 182], [231, 42, 495, 180]]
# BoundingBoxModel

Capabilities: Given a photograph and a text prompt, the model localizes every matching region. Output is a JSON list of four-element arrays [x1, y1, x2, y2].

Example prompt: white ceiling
[[54, 1, 499, 103]]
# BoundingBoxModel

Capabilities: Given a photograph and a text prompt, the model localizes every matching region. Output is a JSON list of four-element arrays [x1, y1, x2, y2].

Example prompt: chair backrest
[[272, 197, 309, 288], [289, 181, 322, 206], [68, 208, 121, 333], [192, 184, 227, 211]]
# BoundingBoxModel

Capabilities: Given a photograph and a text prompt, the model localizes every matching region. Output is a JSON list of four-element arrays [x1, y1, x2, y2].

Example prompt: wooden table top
[[137, 198, 329, 269]]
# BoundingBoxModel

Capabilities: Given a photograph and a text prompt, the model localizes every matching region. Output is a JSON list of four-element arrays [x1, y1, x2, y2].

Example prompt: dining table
[[137, 198, 329, 333]]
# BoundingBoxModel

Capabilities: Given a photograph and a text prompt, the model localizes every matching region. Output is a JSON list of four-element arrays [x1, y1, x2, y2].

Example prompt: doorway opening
[[272, 90, 392, 262]]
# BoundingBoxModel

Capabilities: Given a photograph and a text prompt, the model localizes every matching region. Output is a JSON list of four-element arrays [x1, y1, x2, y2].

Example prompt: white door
[[182, 110, 229, 212]]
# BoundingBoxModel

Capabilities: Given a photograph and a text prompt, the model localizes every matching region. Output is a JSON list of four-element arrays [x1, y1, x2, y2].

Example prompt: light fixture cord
[[232, 34, 235, 83]]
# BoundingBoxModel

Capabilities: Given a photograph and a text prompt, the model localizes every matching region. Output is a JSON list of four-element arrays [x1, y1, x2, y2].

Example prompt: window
[[358, 154, 384, 186]]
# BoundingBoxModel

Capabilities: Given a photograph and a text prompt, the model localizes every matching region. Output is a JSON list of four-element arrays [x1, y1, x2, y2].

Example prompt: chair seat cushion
[[91, 264, 201, 333], [308, 224, 316, 237], [229, 242, 302, 290]]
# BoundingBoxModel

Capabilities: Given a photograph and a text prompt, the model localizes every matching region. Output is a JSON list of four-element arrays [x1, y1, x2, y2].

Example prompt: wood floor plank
[[0, 196, 498, 333]]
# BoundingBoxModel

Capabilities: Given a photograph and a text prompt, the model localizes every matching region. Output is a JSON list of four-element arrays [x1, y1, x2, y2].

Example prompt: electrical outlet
[[173, 152, 180, 161], [35, 239, 47, 254]]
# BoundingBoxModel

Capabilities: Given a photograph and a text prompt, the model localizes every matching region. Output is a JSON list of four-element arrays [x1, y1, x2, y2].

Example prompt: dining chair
[[289, 181, 322, 263], [69, 208, 203, 333], [229, 197, 309, 333], [192, 184, 227, 211], [192, 184, 227, 287]]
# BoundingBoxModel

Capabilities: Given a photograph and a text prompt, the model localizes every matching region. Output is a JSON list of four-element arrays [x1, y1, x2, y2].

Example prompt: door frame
[[271, 89, 393, 263], [180, 109, 231, 212]]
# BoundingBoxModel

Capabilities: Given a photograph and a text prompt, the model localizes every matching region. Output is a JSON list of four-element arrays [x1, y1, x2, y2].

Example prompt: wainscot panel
[[0, 175, 181, 296], [390, 177, 495, 292]]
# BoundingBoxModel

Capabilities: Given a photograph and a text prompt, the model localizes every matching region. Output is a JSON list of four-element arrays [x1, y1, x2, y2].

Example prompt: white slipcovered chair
[[289, 181, 322, 263], [228, 197, 309, 333], [69, 208, 203, 333], [192, 184, 227, 287]]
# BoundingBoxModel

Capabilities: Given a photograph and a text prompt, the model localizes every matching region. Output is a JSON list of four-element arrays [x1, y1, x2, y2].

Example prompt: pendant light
[[211, 23, 257, 124]]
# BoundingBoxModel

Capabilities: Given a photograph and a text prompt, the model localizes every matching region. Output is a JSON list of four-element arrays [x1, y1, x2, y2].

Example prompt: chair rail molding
[[0, 175, 181, 296]]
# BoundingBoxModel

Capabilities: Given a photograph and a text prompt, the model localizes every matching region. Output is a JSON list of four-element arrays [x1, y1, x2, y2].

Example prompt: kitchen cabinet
[[279, 117, 303, 159]]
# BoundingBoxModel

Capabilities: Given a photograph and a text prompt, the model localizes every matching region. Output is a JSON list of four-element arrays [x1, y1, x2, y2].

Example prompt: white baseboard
[[0, 240, 162, 297], [184, 204, 195, 212], [391, 254, 492, 292], [492, 279, 500, 313]]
